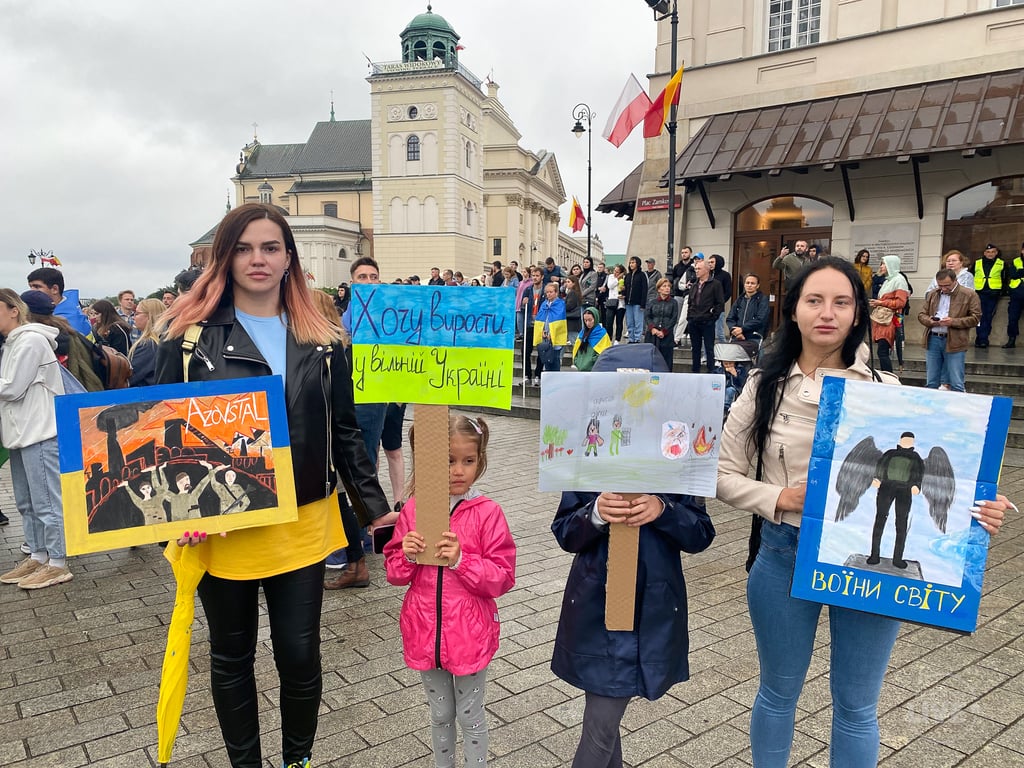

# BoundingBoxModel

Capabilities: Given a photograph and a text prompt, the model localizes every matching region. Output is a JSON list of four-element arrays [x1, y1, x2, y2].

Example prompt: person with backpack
[[21, 290, 104, 391], [155, 203, 390, 768], [0, 289, 72, 590], [89, 299, 132, 356]]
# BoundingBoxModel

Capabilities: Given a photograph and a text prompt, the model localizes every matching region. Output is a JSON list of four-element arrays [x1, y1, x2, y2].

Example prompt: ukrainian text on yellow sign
[[350, 285, 515, 408], [352, 344, 512, 408]]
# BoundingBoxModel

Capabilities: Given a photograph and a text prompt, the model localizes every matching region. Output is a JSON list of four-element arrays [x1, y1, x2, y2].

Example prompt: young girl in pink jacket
[[384, 414, 516, 767]]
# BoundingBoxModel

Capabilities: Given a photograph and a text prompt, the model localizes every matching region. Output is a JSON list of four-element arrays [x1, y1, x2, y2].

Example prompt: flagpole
[[666, 2, 679, 277], [571, 104, 595, 268]]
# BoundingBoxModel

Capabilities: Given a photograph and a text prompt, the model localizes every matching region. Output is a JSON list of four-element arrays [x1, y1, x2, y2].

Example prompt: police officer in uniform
[[973, 243, 1004, 348]]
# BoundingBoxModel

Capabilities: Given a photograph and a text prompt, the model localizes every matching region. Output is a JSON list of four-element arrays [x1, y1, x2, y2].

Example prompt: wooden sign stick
[[605, 493, 641, 631], [413, 404, 451, 566]]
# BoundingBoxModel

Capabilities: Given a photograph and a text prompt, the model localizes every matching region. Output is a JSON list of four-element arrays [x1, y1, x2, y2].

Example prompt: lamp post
[[571, 103, 594, 268], [643, 0, 679, 276], [27, 249, 53, 267]]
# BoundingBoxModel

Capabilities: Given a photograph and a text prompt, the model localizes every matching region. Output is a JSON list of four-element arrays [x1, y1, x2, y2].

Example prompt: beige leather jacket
[[717, 346, 898, 527]]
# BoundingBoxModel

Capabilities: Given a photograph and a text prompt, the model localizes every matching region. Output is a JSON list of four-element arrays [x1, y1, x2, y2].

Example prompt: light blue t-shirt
[[235, 309, 288, 387]]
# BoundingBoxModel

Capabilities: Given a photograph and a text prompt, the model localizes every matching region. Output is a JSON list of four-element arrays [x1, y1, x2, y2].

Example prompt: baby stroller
[[714, 337, 761, 414]]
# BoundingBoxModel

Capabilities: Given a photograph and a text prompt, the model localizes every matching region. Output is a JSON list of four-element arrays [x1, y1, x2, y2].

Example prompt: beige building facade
[[195, 7, 574, 288], [602, 1, 1024, 334]]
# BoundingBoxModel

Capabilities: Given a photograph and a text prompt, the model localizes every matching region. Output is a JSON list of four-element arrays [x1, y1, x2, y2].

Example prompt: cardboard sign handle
[[605, 493, 641, 631]]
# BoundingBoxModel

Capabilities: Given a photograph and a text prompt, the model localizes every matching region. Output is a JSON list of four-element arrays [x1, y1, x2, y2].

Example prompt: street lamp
[[642, 0, 679, 276], [27, 249, 53, 266], [571, 103, 594, 268]]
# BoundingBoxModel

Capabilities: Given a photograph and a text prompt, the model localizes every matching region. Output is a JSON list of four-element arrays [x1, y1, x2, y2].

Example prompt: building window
[[407, 135, 420, 161], [323, 202, 338, 218], [944, 176, 1024, 260], [408, 105, 418, 119], [339, 247, 347, 260], [493, 238, 502, 257], [466, 202, 474, 227], [995, 0, 1024, 7], [466, 141, 472, 168], [767, 0, 821, 52]]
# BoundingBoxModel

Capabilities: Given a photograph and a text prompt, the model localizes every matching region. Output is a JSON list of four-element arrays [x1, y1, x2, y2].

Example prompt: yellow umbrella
[[156, 544, 207, 766]]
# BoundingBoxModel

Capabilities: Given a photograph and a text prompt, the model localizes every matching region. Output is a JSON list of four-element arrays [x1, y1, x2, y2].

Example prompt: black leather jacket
[[155, 301, 389, 525]]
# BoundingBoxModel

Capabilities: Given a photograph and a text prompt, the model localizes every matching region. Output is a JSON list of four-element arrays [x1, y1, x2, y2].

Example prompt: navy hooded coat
[[550, 491, 715, 700]]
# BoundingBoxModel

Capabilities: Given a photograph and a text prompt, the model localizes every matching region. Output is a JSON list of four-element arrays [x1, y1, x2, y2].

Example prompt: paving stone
[[879, 735, 965, 767], [0, 412, 1020, 766]]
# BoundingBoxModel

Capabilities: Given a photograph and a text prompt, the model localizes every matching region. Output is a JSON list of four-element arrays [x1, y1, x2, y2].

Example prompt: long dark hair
[[90, 299, 130, 339], [749, 257, 870, 458]]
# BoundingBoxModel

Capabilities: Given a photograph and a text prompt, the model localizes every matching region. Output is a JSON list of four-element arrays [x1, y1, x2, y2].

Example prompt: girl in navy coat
[[551, 491, 715, 768]]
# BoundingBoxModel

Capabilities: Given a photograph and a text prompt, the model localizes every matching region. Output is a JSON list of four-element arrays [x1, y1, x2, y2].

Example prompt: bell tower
[[369, 4, 485, 279], [401, 4, 460, 66]]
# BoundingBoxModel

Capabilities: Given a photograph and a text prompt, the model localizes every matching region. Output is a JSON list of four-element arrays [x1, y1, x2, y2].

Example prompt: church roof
[[238, 143, 305, 178], [292, 120, 372, 173], [236, 120, 371, 179]]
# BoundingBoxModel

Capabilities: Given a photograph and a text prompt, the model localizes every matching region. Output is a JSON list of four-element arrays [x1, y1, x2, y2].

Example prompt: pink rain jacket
[[384, 494, 517, 675]]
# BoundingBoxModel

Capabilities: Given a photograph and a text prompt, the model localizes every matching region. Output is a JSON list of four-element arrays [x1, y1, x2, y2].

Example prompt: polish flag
[[602, 74, 653, 148]]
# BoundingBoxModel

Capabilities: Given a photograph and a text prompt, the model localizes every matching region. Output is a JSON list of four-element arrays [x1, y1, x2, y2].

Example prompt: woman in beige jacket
[[717, 258, 1011, 768]]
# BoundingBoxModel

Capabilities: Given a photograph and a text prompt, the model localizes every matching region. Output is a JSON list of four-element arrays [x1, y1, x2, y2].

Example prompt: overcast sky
[[1, 0, 660, 299]]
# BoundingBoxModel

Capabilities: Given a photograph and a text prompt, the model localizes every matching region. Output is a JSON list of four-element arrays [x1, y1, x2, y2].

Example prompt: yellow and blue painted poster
[[793, 377, 1012, 633], [56, 376, 297, 555], [538, 371, 724, 495], [349, 284, 515, 409]]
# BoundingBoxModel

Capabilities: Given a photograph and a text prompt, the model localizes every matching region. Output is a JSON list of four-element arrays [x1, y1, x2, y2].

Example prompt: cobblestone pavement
[[0, 412, 1022, 767]]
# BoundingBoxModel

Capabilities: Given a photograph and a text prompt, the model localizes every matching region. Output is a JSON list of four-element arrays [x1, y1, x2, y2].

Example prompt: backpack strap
[[180, 324, 203, 384]]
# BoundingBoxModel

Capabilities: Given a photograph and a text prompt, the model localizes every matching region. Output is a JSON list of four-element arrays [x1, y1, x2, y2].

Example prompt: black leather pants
[[198, 560, 326, 768]]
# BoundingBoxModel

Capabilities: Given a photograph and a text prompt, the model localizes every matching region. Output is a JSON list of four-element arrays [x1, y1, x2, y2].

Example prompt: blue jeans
[[625, 304, 644, 342], [925, 334, 966, 392], [10, 437, 65, 559], [747, 522, 900, 768], [354, 403, 386, 469]]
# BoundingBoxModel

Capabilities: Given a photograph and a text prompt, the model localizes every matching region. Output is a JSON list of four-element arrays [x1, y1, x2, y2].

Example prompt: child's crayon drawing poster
[[794, 377, 1011, 633], [538, 371, 724, 495], [56, 376, 298, 555]]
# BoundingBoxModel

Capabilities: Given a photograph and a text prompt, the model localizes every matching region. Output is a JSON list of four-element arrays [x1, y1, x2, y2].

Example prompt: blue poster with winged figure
[[792, 377, 1011, 633]]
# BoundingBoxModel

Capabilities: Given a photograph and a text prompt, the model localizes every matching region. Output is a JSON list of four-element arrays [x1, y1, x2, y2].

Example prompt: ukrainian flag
[[534, 297, 568, 347], [572, 322, 612, 360]]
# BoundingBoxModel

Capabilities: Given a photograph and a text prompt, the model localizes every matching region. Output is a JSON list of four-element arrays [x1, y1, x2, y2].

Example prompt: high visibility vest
[[1010, 258, 1023, 290], [974, 258, 1004, 291]]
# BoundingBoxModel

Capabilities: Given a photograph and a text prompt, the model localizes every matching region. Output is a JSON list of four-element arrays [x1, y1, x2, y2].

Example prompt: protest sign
[[793, 377, 1011, 633], [57, 376, 298, 555], [350, 284, 516, 563], [540, 370, 724, 629], [350, 284, 515, 409]]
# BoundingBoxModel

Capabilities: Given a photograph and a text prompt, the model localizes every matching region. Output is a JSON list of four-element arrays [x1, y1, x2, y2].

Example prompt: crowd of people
[[0, 209, 1018, 768]]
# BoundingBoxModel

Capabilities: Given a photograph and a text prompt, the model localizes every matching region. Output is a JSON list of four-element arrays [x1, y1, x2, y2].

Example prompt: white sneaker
[[18, 564, 73, 590], [20, 542, 31, 555]]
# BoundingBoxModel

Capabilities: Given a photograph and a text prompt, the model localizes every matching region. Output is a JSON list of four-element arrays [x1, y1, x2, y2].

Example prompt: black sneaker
[[0, 511, 8, 526]]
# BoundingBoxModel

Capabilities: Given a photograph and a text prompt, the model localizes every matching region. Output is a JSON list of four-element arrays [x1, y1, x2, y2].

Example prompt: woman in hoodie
[[572, 307, 612, 371], [0, 288, 72, 590]]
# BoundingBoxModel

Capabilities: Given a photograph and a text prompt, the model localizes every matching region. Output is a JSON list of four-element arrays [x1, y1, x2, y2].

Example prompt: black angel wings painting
[[834, 431, 955, 572]]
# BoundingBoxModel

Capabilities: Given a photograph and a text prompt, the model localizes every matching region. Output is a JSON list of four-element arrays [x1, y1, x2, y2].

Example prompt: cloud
[[1, 1, 655, 297]]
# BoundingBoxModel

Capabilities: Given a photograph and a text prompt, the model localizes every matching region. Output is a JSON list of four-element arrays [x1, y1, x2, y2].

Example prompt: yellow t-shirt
[[169, 493, 346, 580]]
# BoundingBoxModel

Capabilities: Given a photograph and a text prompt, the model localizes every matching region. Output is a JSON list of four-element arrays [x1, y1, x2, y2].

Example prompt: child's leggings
[[420, 668, 489, 766]]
